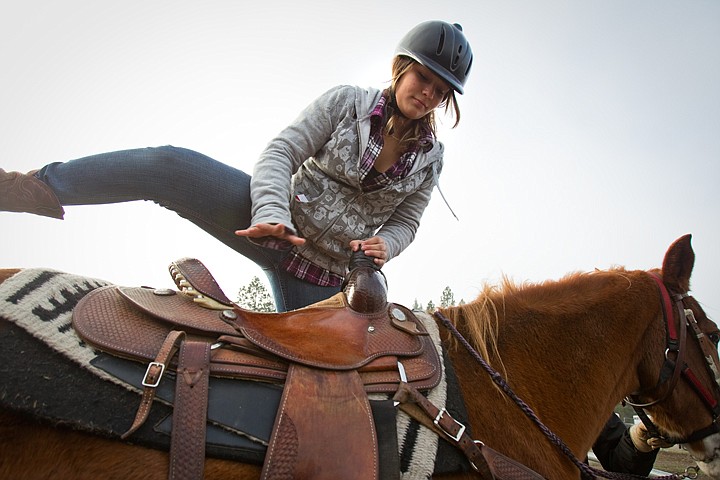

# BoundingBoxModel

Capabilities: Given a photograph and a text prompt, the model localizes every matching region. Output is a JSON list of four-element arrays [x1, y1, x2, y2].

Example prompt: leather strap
[[393, 382, 546, 480], [480, 444, 548, 480], [169, 340, 211, 480], [122, 330, 186, 439], [392, 382, 491, 477], [170, 257, 234, 306], [261, 364, 379, 480]]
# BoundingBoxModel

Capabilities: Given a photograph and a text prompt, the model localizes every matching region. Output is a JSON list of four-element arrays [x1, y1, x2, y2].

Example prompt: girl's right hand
[[349, 236, 387, 267], [235, 223, 306, 246]]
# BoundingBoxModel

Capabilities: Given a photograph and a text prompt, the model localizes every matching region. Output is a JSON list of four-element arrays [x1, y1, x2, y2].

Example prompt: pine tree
[[412, 298, 422, 310], [440, 286, 455, 308], [237, 276, 276, 312], [425, 299, 435, 313]]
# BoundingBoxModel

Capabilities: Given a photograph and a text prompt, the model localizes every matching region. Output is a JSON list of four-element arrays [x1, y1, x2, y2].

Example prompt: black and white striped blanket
[[0, 268, 458, 479]]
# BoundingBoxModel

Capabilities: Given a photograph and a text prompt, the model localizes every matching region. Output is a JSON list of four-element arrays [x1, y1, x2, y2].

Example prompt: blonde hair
[[386, 56, 461, 146]]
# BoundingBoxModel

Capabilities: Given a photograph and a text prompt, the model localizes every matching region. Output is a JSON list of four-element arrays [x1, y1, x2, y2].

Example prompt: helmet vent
[[436, 26, 446, 55], [452, 45, 464, 70]]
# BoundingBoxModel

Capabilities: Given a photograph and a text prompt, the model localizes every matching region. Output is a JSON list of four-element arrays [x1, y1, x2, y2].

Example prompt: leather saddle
[[72, 255, 441, 480]]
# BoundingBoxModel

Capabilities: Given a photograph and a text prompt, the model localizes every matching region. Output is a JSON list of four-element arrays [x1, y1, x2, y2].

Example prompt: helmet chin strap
[[383, 89, 410, 135], [387, 89, 403, 115]]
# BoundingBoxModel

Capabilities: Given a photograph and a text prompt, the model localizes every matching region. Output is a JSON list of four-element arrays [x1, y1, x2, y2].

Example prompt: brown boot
[[0, 169, 65, 219]]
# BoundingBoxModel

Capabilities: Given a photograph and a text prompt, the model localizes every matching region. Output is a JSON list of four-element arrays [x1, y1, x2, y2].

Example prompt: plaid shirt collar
[[359, 91, 433, 191]]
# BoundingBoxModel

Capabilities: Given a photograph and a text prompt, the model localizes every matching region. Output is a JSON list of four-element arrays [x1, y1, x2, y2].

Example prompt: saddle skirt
[[72, 284, 441, 392]]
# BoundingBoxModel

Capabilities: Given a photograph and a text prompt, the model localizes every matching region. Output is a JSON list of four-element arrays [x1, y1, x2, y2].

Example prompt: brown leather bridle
[[625, 273, 720, 444]]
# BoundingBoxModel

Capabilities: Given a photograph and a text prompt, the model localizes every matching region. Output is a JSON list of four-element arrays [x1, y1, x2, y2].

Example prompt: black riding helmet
[[395, 21, 473, 94]]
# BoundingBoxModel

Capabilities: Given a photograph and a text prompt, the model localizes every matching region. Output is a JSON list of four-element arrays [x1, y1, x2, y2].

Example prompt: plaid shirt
[[277, 91, 433, 287], [359, 92, 433, 191]]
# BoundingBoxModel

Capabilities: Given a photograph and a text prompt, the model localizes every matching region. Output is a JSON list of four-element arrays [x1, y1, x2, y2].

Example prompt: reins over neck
[[433, 310, 685, 480]]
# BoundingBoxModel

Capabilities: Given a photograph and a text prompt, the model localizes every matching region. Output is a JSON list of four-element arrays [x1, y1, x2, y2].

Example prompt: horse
[[0, 234, 718, 479]]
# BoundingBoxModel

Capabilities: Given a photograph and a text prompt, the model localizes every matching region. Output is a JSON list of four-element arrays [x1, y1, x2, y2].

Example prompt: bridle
[[434, 271, 720, 479], [625, 272, 720, 445]]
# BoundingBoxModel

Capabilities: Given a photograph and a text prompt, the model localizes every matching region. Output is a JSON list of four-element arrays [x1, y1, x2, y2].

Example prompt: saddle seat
[[72, 256, 441, 480]]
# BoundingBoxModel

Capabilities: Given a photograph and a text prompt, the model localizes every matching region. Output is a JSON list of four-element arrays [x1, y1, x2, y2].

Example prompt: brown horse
[[0, 234, 718, 479]]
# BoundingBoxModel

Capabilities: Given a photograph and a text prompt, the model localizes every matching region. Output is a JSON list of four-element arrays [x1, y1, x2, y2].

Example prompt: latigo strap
[[393, 382, 546, 480]]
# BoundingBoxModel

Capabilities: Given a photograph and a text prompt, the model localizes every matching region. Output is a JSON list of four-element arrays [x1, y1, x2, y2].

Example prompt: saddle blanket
[[0, 268, 472, 478]]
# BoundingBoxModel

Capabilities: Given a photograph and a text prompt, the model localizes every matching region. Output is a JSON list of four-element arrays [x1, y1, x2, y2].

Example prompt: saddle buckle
[[393, 361, 409, 406], [434, 408, 466, 442], [142, 361, 166, 388]]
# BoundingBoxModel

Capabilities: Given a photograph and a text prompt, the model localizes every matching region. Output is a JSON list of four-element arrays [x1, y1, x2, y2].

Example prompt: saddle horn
[[343, 250, 388, 314]]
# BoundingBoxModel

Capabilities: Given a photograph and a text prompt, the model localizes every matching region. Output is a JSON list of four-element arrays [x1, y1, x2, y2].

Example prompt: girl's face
[[394, 63, 451, 120]]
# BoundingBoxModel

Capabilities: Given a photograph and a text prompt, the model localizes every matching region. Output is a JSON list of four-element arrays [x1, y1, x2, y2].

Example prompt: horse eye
[[708, 332, 720, 346]]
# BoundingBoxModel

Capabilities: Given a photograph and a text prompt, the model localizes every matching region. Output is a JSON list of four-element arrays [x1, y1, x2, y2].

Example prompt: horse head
[[629, 234, 720, 477], [438, 234, 719, 478]]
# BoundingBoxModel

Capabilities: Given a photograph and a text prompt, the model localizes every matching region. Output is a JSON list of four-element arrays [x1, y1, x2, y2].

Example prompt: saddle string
[[433, 310, 685, 480]]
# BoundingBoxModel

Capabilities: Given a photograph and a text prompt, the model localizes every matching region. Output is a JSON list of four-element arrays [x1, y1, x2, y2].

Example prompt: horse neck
[[443, 270, 663, 477]]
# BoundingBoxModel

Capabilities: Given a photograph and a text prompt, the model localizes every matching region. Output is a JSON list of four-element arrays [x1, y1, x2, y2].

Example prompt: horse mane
[[439, 266, 635, 368]]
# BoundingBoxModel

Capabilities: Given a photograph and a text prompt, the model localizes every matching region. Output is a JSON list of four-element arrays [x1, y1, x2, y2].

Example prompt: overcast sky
[[1, 1, 718, 319]]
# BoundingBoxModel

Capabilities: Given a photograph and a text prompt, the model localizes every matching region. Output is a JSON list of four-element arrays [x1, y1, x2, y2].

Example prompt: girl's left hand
[[349, 236, 387, 267]]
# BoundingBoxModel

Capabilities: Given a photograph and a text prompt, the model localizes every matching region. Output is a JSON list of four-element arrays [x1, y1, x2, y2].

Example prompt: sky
[[1, 1, 718, 319]]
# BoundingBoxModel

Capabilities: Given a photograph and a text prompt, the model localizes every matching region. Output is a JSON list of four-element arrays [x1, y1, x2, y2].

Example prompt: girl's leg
[[16, 145, 341, 311], [38, 146, 249, 227], [259, 251, 342, 311], [34, 145, 280, 265], [277, 275, 341, 310], [255, 249, 340, 312]]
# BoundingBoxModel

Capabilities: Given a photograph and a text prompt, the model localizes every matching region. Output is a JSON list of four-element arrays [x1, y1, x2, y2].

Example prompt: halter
[[625, 273, 720, 445]]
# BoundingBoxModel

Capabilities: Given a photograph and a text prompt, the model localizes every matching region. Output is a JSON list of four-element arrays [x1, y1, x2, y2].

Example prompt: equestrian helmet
[[395, 20, 473, 94]]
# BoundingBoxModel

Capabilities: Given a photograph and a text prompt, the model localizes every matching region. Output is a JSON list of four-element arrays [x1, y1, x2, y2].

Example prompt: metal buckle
[[397, 361, 408, 383], [393, 361, 409, 406], [142, 361, 165, 388], [434, 408, 466, 442], [469, 440, 486, 472]]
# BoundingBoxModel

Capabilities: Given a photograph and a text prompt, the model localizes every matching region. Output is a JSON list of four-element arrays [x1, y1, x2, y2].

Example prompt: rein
[[434, 300, 689, 480]]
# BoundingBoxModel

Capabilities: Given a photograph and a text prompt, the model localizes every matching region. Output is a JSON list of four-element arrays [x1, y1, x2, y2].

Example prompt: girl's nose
[[422, 85, 434, 99]]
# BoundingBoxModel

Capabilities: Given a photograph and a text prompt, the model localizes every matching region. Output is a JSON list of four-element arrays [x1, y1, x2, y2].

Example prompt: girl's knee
[[143, 146, 214, 171]]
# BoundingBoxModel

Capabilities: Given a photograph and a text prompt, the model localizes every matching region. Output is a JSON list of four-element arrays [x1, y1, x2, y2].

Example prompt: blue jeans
[[35, 146, 340, 311]]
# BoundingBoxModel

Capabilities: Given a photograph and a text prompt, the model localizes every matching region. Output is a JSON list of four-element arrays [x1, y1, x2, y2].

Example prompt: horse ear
[[661, 234, 695, 293]]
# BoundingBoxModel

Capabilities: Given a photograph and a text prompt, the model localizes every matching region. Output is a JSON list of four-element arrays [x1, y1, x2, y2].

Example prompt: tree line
[[236, 276, 464, 313]]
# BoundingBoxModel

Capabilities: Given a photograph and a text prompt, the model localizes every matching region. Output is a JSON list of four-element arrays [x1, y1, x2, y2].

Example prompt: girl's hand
[[235, 223, 306, 246], [349, 236, 387, 267]]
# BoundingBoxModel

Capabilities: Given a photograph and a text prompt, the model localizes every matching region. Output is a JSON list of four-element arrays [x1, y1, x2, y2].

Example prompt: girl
[[0, 21, 473, 311]]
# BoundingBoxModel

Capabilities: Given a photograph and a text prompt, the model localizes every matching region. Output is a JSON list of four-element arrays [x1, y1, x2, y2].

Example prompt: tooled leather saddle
[[72, 254, 442, 480]]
